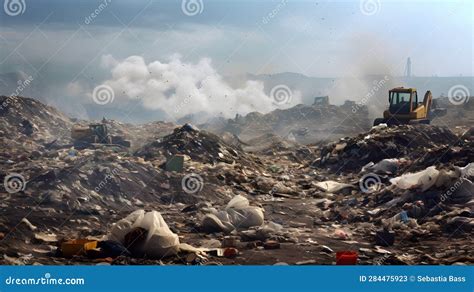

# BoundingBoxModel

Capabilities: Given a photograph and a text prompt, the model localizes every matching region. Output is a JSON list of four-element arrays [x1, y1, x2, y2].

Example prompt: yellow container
[[61, 239, 97, 257]]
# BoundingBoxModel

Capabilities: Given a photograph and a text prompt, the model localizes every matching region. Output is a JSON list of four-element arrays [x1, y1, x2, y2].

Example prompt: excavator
[[373, 87, 446, 126], [71, 122, 131, 149]]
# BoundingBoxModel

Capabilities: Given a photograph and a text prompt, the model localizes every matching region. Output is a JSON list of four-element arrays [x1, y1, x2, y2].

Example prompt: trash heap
[[0, 96, 73, 161], [381, 164, 474, 232], [317, 124, 461, 172], [0, 96, 472, 266], [135, 124, 260, 166], [203, 102, 371, 144], [241, 133, 300, 153]]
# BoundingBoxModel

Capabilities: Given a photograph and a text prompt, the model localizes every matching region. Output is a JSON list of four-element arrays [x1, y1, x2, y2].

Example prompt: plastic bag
[[451, 179, 474, 204], [362, 158, 400, 174], [314, 181, 354, 193], [390, 166, 439, 192], [108, 210, 180, 258], [458, 163, 474, 179], [202, 195, 264, 232], [226, 195, 264, 228], [108, 210, 145, 243]]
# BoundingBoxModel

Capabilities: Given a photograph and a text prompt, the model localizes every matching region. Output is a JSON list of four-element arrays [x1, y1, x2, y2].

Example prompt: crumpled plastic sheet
[[202, 195, 264, 233]]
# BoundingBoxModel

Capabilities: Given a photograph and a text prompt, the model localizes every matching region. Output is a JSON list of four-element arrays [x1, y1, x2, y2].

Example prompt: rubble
[[202, 101, 372, 145], [0, 96, 472, 266], [135, 124, 261, 167], [318, 125, 460, 172]]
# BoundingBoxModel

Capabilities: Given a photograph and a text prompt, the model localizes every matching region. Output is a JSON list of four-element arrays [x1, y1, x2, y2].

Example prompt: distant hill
[[228, 72, 474, 107], [1, 70, 472, 123]]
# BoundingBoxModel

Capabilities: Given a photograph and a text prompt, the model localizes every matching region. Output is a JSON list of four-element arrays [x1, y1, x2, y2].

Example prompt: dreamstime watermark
[[181, 0, 203, 16], [352, 75, 389, 114], [373, 254, 390, 265], [5, 273, 85, 286], [181, 173, 204, 194], [0, 75, 34, 112], [92, 84, 115, 105], [262, 0, 287, 24], [439, 167, 474, 203], [359, 0, 381, 16], [3, 0, 26, 16], [263, 185, 279, 201], [270, 84, 292, 106], [84, 0, 111, 25], [359, 173, 382, 193], [3, 173, 26, 194], [447, 84, 470, 106], [94, 168, 119, 192]]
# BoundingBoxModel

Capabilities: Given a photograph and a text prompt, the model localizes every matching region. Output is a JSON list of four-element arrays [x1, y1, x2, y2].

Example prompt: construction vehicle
[[71, 123, 131, 149], [373, 87, 446, 126]]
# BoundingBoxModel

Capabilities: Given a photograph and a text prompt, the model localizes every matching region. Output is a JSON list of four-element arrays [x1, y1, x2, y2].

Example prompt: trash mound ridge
[[318, 124, 460, 172], [135, 124, 260, 166]]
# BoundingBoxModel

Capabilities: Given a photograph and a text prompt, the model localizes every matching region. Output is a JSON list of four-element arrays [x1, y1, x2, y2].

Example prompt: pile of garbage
[[135, 124, 260, 166], [25, 150, 169, 209], [379, 163, 473, 223], [0, 96, 73, 162], [202, 102, 371, 144], [241, 133, 299, 153], [0, 96, 73, 141], [318, 124, 460, 172], [0, 96, 472, 266]]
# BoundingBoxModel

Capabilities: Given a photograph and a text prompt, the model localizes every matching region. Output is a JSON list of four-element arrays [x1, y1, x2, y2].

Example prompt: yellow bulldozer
[[71, 123, 131, 149], [373, 87, 446, 126]]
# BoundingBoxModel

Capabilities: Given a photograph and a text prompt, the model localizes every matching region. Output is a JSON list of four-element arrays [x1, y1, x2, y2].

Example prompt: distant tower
[[405, 57, 412, 78]]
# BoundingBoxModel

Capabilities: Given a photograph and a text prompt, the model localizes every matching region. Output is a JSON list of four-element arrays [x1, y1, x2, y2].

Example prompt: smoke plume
[[99, 55, 302, 120]]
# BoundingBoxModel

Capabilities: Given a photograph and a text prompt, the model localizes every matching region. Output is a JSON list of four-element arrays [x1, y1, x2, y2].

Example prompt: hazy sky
[[1, 0, 472, 79], [0, 0, 472, 121]]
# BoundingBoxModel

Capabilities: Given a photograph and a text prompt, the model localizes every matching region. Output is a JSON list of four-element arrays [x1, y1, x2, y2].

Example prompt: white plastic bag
[[390, 166, 439, 191], [139, 211, 180, 258], [202, 195, 264, 232], [458, 163, 474, 179], [314, 181, 354, 193], [452, 179, 474, 204], [108, 210, 180, 258], [108, 209, 145, 243], [225, 195, 264, 228]]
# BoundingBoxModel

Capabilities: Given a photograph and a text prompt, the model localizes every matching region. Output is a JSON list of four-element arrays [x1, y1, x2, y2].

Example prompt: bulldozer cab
[[89, 124, 109, 143], [389, 88, 418, 114], [374, 87, 440, 126]]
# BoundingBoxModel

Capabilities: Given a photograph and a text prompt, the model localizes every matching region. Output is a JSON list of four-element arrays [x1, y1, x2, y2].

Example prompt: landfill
[[0, 95, 472, 265]]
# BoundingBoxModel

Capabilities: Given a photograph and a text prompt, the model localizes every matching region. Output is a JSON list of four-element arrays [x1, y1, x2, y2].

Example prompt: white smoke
[[321, 34, 403, 117], [99, 55, 302, 120]]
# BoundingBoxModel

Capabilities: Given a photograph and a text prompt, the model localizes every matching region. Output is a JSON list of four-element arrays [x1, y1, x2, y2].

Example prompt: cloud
[[99, 54, 302, 120]]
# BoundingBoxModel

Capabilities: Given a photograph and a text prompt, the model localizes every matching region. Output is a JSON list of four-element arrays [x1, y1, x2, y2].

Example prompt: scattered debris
[[0, 96, 472, 266], [61, 239, 97, 258], [336, 251, 358, 265], [263, 240, 281, 250], [375, 229, 395, 247]]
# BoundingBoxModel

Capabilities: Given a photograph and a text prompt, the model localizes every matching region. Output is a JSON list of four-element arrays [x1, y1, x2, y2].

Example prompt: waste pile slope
[[0, 96, 74, 161], [201, 102, 372, 145], [0, 96, 472, 266], [135, 124, 262, 167], [317, 124, 462, 173]]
